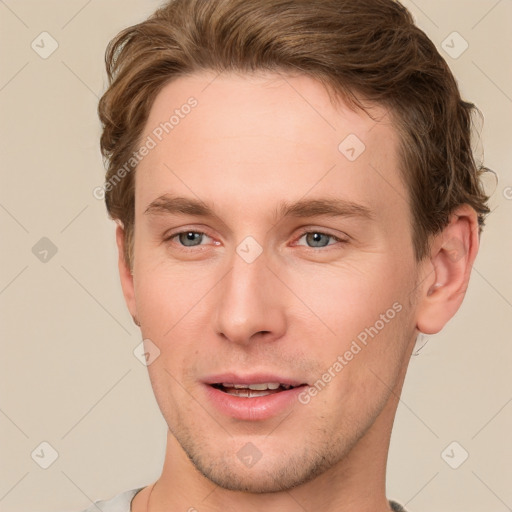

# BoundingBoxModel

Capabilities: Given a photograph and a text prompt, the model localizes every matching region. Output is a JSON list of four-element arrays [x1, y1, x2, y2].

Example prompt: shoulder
[[389, 500, 408, 512], [79, 487, 144, 512]]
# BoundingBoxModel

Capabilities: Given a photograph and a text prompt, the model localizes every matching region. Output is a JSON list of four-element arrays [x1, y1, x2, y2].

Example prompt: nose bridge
[[213, 245, 286, 344]]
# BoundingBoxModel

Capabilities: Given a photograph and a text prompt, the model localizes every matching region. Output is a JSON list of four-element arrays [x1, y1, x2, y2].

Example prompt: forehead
[[135, 71, 407, 228]]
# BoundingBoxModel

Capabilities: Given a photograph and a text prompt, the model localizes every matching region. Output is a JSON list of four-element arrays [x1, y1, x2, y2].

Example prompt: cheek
[[133, 255, 219, 376], [287, 253, 416, 407], [134, 256, 204, 329], [285, 256, 411, 344]]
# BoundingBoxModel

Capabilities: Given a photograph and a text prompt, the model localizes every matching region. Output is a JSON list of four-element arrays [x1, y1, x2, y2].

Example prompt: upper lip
[[203, 373, 308, 387]]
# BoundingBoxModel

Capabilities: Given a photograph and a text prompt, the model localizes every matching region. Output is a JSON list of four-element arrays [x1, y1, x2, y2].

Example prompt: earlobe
[[115, 222, 138, 323], [415, 204, 480, 335]]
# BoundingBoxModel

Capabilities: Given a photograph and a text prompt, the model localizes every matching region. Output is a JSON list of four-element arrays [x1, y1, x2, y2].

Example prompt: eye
[[295, 230, 347, 249], [166, 230, 214, 248]]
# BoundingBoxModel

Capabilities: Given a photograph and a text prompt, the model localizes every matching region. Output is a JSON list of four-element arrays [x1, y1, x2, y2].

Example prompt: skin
[[116, 71, 480, 512]]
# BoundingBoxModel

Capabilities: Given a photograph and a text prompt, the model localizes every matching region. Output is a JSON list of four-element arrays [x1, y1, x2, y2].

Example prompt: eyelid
[[163, 224, 214, 239]]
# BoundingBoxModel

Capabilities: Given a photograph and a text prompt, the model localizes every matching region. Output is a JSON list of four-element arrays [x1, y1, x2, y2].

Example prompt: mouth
[[210, 382, 305, 398], [203, 373, 310, 420]]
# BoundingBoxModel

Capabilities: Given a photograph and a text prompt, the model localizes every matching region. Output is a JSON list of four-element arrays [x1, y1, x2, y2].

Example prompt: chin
[[197, 462, 310, 493], [185, 441, 340, 494]]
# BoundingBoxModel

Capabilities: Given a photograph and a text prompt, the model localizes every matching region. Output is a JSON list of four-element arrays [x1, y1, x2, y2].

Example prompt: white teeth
[[248, 383, 272, 391], [221, 382, 283, 390], [227, 389, 273, 398]]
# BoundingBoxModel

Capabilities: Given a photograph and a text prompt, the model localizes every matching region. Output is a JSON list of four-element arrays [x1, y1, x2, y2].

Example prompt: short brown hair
[[98, 0, 491, 269]]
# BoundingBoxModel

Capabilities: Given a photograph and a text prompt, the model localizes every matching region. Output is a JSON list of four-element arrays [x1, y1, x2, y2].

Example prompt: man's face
[[126, 71, 421, 492]]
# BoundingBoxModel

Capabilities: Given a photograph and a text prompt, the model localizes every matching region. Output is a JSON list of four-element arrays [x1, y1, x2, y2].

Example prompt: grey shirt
[[81, 487, 408, 511]]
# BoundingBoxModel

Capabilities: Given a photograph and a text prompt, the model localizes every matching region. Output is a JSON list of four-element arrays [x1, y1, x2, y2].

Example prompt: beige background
[[0, 1, 511, 511]]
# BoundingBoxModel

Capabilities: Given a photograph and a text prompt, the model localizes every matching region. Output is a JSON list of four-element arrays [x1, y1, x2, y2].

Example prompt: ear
[[115, 222, 138, 323], [415, 204, 480, 335]]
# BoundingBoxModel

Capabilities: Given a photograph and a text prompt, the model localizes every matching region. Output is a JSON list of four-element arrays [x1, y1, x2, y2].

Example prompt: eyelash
[[164, 229, 348, 251]]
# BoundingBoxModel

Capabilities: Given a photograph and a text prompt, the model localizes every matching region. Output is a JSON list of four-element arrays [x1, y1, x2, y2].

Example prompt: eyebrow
[[144, 194, 375, 222]]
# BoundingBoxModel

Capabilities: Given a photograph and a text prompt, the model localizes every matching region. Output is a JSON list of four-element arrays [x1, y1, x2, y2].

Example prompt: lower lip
[[203, 384, 307, 421]]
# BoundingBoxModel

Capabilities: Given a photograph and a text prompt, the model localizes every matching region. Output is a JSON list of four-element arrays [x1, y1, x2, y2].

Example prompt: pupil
[[180, 232, 201, 246], [307, 232, 328, 247]]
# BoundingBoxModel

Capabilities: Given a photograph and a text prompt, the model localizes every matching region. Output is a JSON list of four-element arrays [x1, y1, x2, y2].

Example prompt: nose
[[212, 247, 287, 346]]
